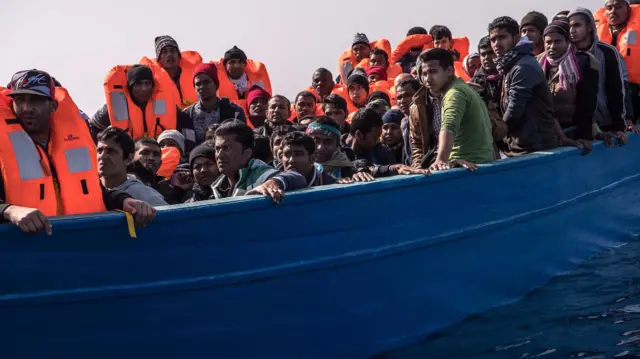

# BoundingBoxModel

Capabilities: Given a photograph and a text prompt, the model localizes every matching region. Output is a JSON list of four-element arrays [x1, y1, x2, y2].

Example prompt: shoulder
[[576, 51, 599, 72]]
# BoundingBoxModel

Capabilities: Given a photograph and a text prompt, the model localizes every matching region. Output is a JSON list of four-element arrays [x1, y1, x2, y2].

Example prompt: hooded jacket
[[499, 40, 559, 155], [107, 175, 168, 207], [569, 7, 631, 131]]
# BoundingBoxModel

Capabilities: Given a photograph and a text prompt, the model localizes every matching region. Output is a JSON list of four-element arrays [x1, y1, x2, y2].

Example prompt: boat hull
[[0, 139, 639, 359]]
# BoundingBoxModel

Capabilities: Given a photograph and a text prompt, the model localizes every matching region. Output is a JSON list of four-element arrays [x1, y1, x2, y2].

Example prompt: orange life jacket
[[597, 5, 640, 84], [140, 51, 203, 109], [104, 65, 178, 140], [355, 58, 404, 82], [305, 84, 359, 114], [156, 146, 181, 179], [369, 80, 395, 104], [594, 7, 606, 25], [215, 58, 272, 121], [337, 38, 393, 84], [454, 62, 471, 82], [391, 34, 434, 64], [289, 104, 324, 122], [451, 37, 470, 62], [0, 89, 106, 217]]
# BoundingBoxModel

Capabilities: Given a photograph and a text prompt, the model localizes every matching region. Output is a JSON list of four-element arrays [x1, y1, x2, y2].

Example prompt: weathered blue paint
[[0, 137, 639, 359]]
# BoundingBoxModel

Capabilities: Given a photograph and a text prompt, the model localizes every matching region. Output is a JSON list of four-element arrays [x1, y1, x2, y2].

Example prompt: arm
[[101, 185, 132, 210], [436, 89, 468, 162], [270, 170, 307, 192], [574, 58, 599, 140], [502, 64, 539, 129], [603, 46, 628, 131], [88, 104, 111, 143]]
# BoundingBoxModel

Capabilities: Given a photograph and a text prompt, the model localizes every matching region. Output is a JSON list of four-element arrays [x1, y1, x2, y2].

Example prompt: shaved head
[[394, 73, 414, 87]]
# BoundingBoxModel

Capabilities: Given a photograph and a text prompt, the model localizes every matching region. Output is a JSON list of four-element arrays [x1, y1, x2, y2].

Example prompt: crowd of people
[[0, 0, 639, 234]]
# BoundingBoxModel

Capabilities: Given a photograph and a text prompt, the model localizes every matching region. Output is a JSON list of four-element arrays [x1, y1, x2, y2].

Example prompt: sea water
[[382, 238, 640, 359]]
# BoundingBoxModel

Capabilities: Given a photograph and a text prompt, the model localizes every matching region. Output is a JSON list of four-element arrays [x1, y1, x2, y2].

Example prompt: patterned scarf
[[495, 37, 533, 76], [230, 72, 249, 96], [538, 45, 582, 91]]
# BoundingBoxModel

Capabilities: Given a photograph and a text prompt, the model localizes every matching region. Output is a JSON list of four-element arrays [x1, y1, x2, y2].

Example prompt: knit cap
[[352, 33, 371, 47], [520, 11, 549, 34], [382, 109, 405, 125], [544, 17, 571, 39], [157, 129, 186, 154], [367, 66, 388, 81], [223, 46, 248, 65], [346, 73, 370, 93], [247, 85, 271, 106], [154, 35, 180, 58], [126, 64, 154, 88], [189, 143, 216, 171], [193, 62, 220, 88]]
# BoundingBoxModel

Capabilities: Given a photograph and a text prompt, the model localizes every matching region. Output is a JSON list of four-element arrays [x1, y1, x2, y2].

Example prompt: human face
[[370, 53, 388, 68], [11, 94, 56, 136], [134, 142, 162, 173], [352, 44, 371, 62], [215, 134, 252, 177], [467, 56, 481, 78], [605, 0, 630, 28], [192, 157, 219, 187], [159, 46, 179, 70], [281, 144, 314, 178], [382, 123, 402, 146], [267, 97, 290, 125], [312, 71, 334, 99], [349, 84, 368, 107], [395, 83, 416, 115], [311, 132, 339, 163], [130, 80, 153, 104], [421, 60, 452, 94], [356, 126, 382, 151], [225, 58, 246, 80], [324, 103, 347, 127], [160, 139, 180, 150], [97, 139, 129, 178], [368, 74, 382, 83], [295, 95, 316, 119], [194, 73, 217, 102], [544, 33, 569, 60], [249, 97, 268, 117], [433, 37, 452, 50], [570, 15, 592, 49], [205, 129, 216, 142], [521, 25, 542, 47], [271, 135, 286, 161], [490, 28, 519, 58], [479, 46, 497, 73]]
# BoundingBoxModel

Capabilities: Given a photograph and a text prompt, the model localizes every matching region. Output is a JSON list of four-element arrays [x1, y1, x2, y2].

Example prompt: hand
[[3, 205, 52, 235], [246, 179, 284, 204], [429, 159, 451, 171], [597, 131, 616, 147], [351, 172, 375, 182], [626, 120, 639, 134], [390, 164, 431, 175], [172, 171, 194, 190], [336, 177, 354, 184], [613, 131, 629, 146], [450, 159, 479, 171], [122, 198, 156, 227], [576, 139, 592, 156]]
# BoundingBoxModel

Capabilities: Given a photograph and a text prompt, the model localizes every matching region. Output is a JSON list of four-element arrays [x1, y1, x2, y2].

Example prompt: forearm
[[101, 186, 132, 210], [435, 130, 454, 162], [272, 171, 307, 191]]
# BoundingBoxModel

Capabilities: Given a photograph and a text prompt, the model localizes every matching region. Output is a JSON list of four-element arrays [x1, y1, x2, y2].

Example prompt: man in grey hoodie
[[97, 127, 169, 207], [569, 7, 633, 139]]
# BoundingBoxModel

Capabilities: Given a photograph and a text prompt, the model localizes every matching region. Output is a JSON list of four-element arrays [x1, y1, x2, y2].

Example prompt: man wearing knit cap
[[157, 129, 186, 155], [182, 143, 220, 203], [598, 0, 640, 124], [246, 85, 271, 128], [346, 72, 369, 109], [352, 33, 372, 63], [155, 35, 181, 79], [538, 17, 599, 154], [366, 66, 388, 83], [179, 62, 246, 152], [569, 7, 632, 137], [520, 11, 549, 55], [381, 109, 407, 164]]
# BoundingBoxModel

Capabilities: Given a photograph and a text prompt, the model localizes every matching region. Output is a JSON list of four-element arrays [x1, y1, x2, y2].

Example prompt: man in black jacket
[[569, 7, 633, 140]]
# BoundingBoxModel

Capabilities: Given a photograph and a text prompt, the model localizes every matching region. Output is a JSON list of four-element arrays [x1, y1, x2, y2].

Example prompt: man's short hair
[[371, 48, 389, 64], [281, 131, 316, 156], [270, 94, 291, 109], [407, 26, 428, 36], [350, 108, 383, 136], [295, 90, 317, 104], [396, 78, 421, 92], [134, 137, 160, 151], [214, 120, 255, 151], [314, 68, 332, 77], [253, 134, 273, 163], [313, 115, 341, 130], [478, 35, 492, 52], [488, 16, 520, 37], [270, 125, 295, 148], [419, 48, 455, 70], [429, 25, 453, 40], [323, 93, 348, 113], [97, 127, 135, 159]]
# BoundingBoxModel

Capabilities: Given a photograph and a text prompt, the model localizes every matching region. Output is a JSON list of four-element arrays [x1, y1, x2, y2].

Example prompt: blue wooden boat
[[1, 136, 639, 359]]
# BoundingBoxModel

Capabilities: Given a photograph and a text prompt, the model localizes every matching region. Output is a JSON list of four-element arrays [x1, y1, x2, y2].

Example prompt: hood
[[569, 7, 599, 52], [112, 175, 146, 192], [513, 37, 535, 56]]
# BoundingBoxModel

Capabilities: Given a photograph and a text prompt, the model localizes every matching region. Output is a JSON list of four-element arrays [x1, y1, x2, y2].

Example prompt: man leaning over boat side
[[211, 120, 307, 203], [411, 48, 494, 171], [0, 70, 156, 234]]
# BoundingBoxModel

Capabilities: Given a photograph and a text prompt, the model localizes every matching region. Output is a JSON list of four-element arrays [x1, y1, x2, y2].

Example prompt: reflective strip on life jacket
[[153, 99, 166, 115], [109, 91, 130, 122], [8, 131, 45, 180], [64, 147, 93, 174]]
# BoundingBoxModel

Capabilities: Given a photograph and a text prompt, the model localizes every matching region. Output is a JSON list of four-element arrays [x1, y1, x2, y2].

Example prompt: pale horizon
[[1, 0, 601, 115]]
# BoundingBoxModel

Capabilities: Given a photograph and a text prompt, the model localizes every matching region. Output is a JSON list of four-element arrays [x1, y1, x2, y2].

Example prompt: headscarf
[[463, 53, 480, 77]]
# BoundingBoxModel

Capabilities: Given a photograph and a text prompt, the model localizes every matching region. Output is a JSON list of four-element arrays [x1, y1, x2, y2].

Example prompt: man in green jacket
[[211, 120, 307, 202], [418, 48, 495, 171]]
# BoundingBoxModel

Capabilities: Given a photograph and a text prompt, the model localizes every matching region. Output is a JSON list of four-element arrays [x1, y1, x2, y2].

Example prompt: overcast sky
[[1, 0, 602, 115]]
